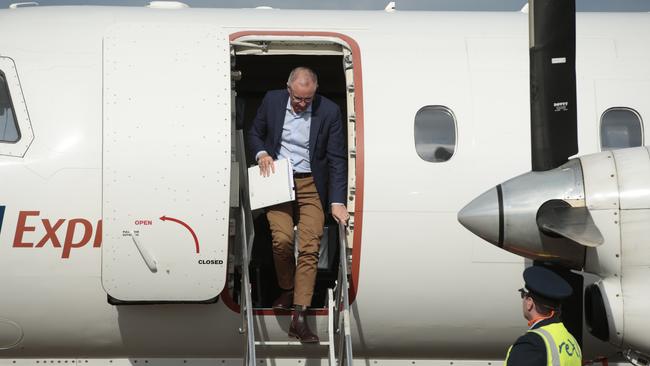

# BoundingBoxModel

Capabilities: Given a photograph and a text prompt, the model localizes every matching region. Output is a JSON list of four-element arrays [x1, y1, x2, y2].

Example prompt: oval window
[[600, 107, 643, 151], [0, 71, 20, 143], [414, 106, 456, 162]]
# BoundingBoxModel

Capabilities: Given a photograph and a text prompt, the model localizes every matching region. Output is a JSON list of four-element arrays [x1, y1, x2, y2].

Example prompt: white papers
[[248, 159, 295, 210]]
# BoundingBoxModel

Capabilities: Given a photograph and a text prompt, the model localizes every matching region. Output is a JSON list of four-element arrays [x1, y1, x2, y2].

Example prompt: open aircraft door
[[101, 23, 231, 302]]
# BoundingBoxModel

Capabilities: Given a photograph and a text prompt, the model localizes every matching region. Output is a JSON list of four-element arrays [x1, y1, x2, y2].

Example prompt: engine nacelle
[[581, 147, 650, 354], [458, 158, 590, 269], [458, 146, 650, 354]]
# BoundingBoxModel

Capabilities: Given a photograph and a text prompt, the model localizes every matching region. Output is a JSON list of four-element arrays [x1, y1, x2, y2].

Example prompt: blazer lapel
[[309, 113, 322, 162], [273, 93, 289, 150]]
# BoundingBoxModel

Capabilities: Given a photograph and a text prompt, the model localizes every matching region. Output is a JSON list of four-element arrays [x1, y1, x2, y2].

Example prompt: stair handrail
[[336, 222, 353, 366], [236, 131, 256, 366], [239, 198, 256, 366]]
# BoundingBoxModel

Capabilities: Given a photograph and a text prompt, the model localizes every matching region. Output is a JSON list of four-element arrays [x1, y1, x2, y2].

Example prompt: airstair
[[233, 131, 354, 366]]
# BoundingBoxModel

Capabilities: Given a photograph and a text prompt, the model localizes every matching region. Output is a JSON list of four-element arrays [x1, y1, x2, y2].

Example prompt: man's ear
[[525, 298, 535, 312]]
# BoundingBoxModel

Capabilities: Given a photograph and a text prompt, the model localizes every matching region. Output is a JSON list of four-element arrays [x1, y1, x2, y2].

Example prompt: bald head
[[287, 67, 318, 90]]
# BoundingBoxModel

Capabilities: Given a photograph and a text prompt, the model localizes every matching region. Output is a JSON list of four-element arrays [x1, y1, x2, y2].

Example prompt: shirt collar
[[528, 312, 558, 329], [528, 318, 545, 329]]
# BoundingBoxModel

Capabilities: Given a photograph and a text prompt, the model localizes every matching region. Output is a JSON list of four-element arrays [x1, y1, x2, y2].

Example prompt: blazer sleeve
[[326, 106, 348, 206], [247, 92, 271, 161]]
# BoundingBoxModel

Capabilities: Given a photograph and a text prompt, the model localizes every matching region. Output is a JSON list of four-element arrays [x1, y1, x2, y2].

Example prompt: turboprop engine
[[458, 157, 595, 270], [459, 146, 650, 355], [457, 0, 650, 361]]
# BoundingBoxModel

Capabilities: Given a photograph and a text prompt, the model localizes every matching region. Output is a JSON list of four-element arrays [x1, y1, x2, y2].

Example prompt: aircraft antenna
[[8, 2, 39, 9], [147, 1, 189, 9]]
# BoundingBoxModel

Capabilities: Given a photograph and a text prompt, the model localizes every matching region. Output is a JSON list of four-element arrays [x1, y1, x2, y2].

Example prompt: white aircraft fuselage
[[0, 5, 648, 363]]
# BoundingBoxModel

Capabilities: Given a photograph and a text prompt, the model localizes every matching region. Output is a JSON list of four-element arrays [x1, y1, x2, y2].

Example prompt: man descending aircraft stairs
[[233, 130, 353, 366]]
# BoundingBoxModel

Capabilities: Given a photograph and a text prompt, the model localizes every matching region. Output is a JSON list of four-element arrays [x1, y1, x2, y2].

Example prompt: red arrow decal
[[159, 216, 200, 253]]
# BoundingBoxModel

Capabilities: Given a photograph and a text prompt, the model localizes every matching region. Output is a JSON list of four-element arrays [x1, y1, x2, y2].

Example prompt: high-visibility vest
[[505, 322, 582, 366]]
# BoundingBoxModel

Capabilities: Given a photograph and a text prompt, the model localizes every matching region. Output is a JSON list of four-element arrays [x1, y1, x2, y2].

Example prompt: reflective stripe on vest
[[504, 322, 582, 366], [531, 328, 561, 366], [504, 345, 513, 366], [529, 323, 582, 366]]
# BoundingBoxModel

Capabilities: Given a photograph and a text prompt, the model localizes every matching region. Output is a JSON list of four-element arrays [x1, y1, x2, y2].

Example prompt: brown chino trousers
[[266, 176, 324, 307]]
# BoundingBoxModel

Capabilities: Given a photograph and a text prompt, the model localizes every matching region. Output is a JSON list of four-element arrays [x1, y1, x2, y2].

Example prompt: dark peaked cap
[[523, 266, 572, 304]]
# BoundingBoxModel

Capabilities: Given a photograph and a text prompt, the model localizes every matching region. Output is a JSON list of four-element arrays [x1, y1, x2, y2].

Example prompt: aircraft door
[[101, 23, 231, 302]]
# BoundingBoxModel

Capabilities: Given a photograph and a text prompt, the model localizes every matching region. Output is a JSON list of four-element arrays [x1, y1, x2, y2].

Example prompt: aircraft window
[[600, 107, 643, 150], [0, 72, 20, 143], [414, 105, 456, 162]]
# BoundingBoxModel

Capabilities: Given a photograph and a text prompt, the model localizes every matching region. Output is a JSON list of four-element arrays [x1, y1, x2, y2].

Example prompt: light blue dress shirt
[[255, 98, 344, 206], [279, 99, 312, 173]]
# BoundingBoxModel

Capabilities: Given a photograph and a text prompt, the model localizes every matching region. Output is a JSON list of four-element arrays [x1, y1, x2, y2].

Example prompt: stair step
[[254, 340, 330, 346]]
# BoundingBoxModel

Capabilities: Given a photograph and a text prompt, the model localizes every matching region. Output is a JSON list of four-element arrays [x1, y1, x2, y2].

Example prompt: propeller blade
[[537, 203, 604, 247], [529, 0, 578, 171]]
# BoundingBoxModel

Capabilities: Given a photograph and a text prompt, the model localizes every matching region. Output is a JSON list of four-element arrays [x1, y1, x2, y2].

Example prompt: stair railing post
[[337, 223, 353, 366], [240, 200, 256, 366]]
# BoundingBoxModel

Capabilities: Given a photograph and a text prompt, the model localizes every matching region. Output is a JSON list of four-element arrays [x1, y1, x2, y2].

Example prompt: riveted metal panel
[[584, 207, 624, 346], [622, 269, 650, 352], [580, 151, 620, 210], [101, 23, 231, 301], [620, 209, 650, 352], [613, 147, 650, 210], [596, 276, 624, 348], [584, 209, 622, 278]]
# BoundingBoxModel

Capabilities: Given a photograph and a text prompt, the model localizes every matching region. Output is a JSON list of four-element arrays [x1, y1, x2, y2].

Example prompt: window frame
[[414, 105, 458, 163], [0, 70, 21, 144], [0, 57, 34, 158], [599, 106, 644, 151]]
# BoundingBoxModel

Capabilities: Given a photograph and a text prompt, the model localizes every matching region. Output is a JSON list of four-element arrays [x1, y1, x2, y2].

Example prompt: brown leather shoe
[[272, 290, 294, 310], [289, 309, 319, 343]]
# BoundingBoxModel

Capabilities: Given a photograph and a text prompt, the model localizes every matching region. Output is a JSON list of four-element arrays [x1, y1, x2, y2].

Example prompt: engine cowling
[[458, 146, 650, 354]]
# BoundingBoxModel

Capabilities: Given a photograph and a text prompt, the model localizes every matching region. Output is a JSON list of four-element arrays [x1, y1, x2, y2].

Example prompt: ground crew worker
[[505, 266, 582, 366]]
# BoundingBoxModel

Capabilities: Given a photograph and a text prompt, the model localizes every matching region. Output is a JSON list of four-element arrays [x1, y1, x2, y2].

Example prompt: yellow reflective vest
[[505, 322, 582, 366]]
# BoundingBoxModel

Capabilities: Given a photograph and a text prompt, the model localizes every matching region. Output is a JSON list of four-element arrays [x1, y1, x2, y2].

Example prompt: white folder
[[248, 158, 295, 210]]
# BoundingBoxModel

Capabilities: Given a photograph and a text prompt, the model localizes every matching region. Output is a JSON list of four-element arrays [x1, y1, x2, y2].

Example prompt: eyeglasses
[[288, 88, 314, 103], [518, 288, 530, 299], [290, 94, 313, 103]]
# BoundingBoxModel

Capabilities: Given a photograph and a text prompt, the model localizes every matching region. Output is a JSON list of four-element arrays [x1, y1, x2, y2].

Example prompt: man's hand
[[331, 204, 349, 225], [257, 153, 275, 177]]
